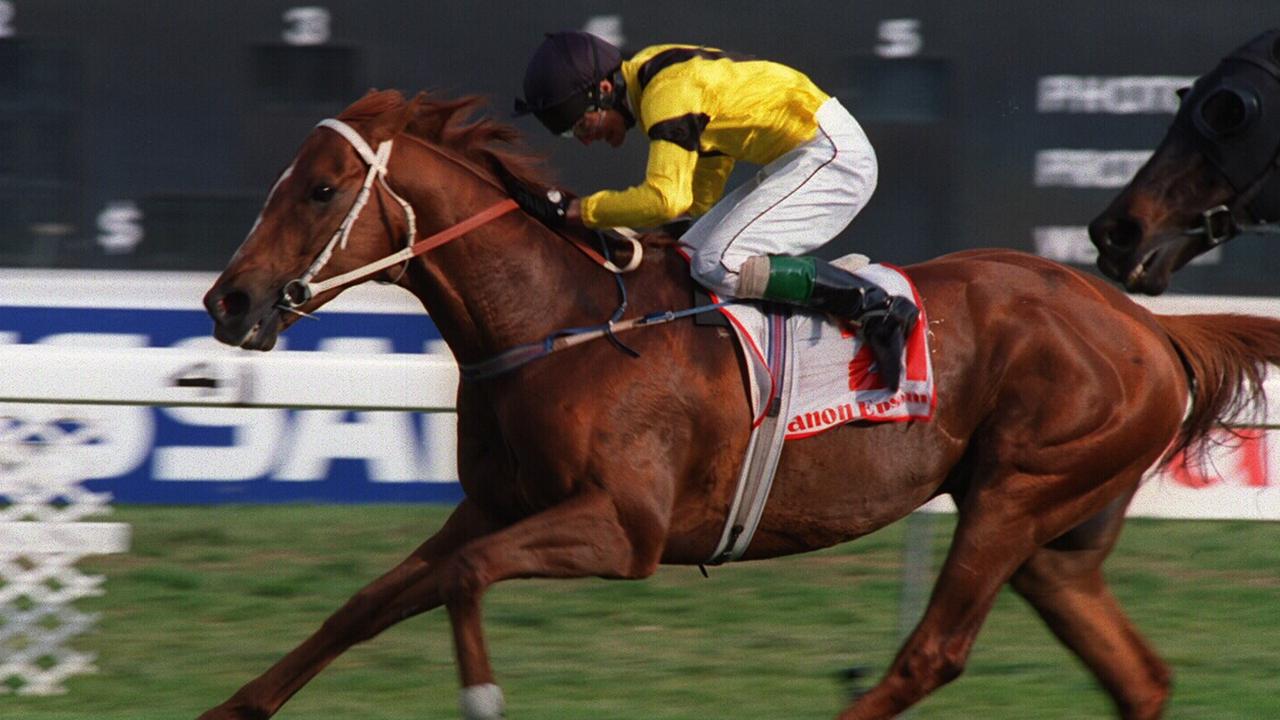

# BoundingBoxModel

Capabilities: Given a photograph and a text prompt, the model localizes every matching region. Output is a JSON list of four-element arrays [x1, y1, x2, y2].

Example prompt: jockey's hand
[[501, 176, 573, 229]]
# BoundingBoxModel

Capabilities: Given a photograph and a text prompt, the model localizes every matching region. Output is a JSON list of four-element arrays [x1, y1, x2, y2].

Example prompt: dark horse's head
[[1089, 29, 1280, 295]]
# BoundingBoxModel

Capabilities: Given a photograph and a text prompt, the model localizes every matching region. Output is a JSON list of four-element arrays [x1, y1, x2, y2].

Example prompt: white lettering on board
[[274, 338, 420, 482], [0, 1, 15, 38], [153, 338, 287, 481], [96, 201, 144, 255], [1034, 149, 1152, 188], [582, 15, 624, 48], [877, 18, 923, 58], [29, 334, 154, 479], [1036, 76, 1194, 114], [155, 404, 288, 481], [275, 408, 420, 482], [1033, 226, 1222, 266], [283, 6, 330, 46], [1032, 226, 1098, 264]]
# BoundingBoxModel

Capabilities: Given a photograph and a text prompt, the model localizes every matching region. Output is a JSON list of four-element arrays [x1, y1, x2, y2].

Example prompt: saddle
[[705, 261, 935, 563], [695, 257, 936, 436]]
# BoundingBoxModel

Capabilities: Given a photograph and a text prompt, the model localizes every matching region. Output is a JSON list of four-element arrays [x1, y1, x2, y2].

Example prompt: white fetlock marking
[[459, 683, 505, 719]]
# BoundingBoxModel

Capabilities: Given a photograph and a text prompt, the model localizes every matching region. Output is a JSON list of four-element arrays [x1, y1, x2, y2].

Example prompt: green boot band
[[763, 256, 817, 303]]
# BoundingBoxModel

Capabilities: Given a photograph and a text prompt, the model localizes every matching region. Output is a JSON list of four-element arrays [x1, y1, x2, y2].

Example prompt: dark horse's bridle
[[1176, 29, 1280, 249]]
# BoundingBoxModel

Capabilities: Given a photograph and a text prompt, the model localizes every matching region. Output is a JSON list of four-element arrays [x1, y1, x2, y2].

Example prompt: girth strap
[[707, 307, 794, 564]]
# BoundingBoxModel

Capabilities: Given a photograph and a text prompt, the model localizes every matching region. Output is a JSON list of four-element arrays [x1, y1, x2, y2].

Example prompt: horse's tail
[[1155, 313, 1280, 462]]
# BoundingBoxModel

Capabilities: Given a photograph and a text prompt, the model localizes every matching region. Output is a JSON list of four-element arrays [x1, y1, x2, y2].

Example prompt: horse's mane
[[335, 89, 677, 253], [337, 89, 553, 191]]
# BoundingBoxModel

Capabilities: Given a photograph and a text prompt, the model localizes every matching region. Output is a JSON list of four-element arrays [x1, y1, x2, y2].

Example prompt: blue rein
[[458, 300, 737, 381], [459, 231, 738, 381]]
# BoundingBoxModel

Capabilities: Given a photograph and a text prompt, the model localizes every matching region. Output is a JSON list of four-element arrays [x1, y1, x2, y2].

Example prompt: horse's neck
[[396, 171, 617, 366]]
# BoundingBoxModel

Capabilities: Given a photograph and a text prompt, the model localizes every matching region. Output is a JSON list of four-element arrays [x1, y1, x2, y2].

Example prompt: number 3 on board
[[283, 6, 331, 46], [0, 1, 16, 39]]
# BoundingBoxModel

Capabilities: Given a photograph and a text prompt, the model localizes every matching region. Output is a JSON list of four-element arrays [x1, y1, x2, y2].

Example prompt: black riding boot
[[809, 260, 919, 391], [751, 255, 919, 391]]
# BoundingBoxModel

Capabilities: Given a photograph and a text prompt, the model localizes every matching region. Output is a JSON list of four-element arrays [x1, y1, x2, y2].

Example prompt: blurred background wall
[[3, 1, 1279, 292]]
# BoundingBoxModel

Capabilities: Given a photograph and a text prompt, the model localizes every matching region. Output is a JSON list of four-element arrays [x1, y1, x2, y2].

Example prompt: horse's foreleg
[[440, 488, 665, 719], [197, 500, 498, 720]]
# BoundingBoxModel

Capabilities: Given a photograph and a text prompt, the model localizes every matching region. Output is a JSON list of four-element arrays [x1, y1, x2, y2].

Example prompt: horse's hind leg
[[1011, 496, 1171, 719], [835, 502, 1026, 719], [198, 500, 499, 720], [836, 467, 1148, 720]]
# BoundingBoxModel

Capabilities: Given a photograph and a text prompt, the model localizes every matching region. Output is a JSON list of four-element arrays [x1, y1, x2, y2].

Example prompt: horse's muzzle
[[204, 285, 283, 350]]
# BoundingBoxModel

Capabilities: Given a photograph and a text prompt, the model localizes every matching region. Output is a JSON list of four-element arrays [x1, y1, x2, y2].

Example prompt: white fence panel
[[0, 416, 130, 695], [0, 344, 458, 693], [0, 345, 458, 411]]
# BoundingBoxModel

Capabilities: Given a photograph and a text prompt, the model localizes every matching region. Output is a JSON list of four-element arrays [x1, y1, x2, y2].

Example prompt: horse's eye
[[310, 185, 336, 203]]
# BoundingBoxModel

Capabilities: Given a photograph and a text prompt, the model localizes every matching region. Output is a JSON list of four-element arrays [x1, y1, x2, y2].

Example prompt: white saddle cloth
[[717, 262, 936, 439]]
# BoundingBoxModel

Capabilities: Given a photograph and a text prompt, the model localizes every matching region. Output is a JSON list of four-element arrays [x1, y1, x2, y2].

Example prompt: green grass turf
[[7, 505, 1280, 719]]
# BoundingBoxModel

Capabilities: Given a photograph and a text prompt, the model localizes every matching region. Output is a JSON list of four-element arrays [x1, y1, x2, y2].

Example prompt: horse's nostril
[[219, 290, 251, 319], [1104, 217, 1144, 251]]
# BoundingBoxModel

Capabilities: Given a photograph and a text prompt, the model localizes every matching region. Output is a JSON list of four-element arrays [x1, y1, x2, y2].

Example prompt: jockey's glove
[[501, 176, 572, 229]]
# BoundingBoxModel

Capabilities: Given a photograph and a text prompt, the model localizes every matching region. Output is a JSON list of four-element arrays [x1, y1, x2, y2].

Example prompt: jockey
[[510, 31, 920, 391]]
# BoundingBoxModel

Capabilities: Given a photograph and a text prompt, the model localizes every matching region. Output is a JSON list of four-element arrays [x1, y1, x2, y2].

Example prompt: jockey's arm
[[580, 139, 699, 229], [689, 154, 735, 218]]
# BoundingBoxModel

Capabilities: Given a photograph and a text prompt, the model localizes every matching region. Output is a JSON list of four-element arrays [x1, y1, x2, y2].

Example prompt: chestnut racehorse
[[1091, 29, 1280, 295], [201, 90, 1280, 720]]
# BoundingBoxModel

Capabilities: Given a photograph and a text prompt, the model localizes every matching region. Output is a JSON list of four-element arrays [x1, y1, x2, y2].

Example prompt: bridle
[[1183, 205, 1280, 251], [1178, 30, 1280, 249], [277, 118, 517, 310], [278, 117, 641, 313], [1183, 137, 1280, 248]]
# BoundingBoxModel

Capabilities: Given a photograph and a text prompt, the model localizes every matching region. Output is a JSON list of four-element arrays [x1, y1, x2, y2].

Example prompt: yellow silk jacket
[[581, 44, 831, 229]]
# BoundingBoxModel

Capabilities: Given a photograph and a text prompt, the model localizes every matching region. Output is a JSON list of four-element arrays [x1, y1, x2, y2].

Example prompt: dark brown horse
[[1091, 29, 1280, 295], [201, 89, 1280, 720]]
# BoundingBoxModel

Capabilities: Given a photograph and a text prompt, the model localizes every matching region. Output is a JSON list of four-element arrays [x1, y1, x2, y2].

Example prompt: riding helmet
[[514, 31, 623, 135]]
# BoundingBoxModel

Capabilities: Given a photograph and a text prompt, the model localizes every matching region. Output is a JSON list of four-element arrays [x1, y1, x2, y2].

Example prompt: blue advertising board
[[1, 270, 464, 504]]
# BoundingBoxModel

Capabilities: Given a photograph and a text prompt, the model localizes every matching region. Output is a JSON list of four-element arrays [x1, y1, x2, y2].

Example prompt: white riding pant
[[686, 97, 878, 297]]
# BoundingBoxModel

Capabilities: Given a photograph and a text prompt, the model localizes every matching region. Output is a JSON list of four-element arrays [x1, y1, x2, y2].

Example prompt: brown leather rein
[[278, 118, 639, 310], [276, 117, 679, 380]]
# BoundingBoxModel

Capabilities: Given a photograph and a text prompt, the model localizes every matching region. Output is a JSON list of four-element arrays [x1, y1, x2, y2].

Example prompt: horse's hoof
[[836, 665, 872, 700], [459, 683, 505, 719]]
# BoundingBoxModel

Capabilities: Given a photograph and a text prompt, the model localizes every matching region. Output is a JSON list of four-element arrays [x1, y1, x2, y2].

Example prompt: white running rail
[[0, 344, 458, 694]]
